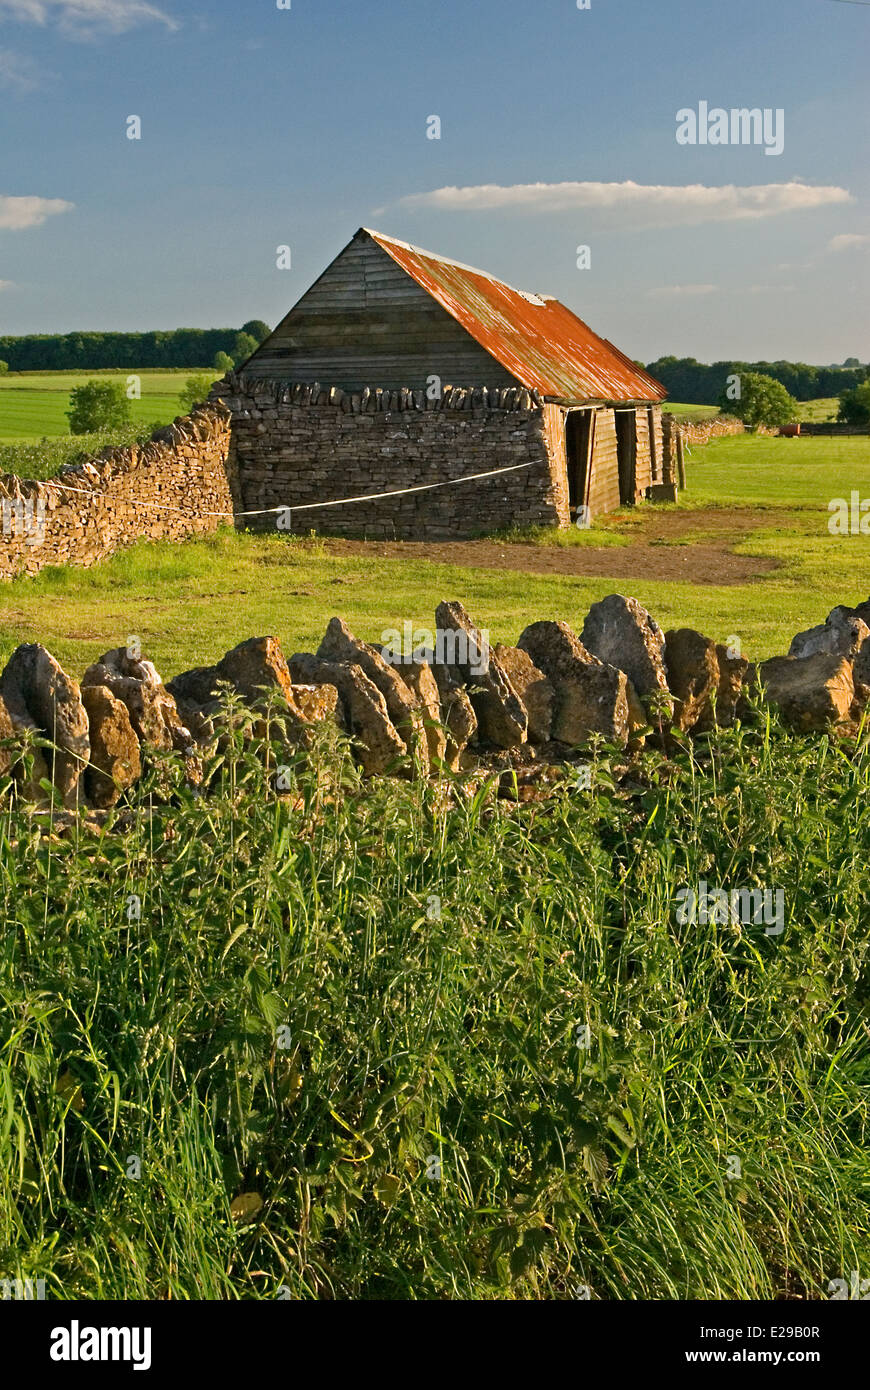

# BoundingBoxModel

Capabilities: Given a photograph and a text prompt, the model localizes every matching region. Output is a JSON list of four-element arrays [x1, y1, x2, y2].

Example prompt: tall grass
[[0, 713, 867, 1300]]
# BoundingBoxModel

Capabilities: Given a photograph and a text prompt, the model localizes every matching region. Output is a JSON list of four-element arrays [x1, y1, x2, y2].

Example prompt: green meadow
[[0, 368, 215, 442]]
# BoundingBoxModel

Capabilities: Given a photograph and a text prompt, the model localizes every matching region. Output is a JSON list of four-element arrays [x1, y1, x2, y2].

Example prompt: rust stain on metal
[[367, 229, 666, 405]]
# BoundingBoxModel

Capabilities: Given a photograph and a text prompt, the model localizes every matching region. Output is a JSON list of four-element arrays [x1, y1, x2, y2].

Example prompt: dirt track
[[323, 509, 781, 587]]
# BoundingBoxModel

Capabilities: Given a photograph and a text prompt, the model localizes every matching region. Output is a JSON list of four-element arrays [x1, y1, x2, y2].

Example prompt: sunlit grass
[[0, 717, 867, 1298]]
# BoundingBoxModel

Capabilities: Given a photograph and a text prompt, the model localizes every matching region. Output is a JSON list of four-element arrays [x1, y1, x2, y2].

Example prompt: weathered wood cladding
[[634, 407, 652, 499], [246, 236, 522, 393], [648, 405, 664, 484], [586, 409, 621, 517]]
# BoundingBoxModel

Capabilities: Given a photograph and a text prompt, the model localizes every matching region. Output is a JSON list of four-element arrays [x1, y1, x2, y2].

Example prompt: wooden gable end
[[242, 231, 522, 392]]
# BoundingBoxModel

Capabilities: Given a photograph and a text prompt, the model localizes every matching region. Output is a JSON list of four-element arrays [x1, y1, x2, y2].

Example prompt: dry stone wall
[[676, 415, 746, 447], [3, 593, 869, 822], [0, 405, 235, 581], [214, 374, 564, 540]]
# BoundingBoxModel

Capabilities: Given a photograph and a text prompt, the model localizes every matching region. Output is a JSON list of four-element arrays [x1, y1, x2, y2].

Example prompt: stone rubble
[[0, 593, 869, 809]]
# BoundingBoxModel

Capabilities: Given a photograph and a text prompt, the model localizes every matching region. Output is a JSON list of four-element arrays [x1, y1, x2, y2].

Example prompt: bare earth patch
[[323, 509, 782, 587]]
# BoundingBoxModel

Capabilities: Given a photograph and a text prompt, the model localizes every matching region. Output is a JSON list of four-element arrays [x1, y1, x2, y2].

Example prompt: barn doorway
[[565, 409, 593, 522], [615, 410, 636, 505]]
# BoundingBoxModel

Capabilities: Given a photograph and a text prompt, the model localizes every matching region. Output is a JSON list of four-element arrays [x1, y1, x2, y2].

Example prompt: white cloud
[[0, 45, 39, 86], [647, 283, 718, 298], [0, 0, 177, 33], [395, 180, 852, 228], [0, 279, 14, 290], [828, 232, 870, 252], [0, 194, 73, 229]]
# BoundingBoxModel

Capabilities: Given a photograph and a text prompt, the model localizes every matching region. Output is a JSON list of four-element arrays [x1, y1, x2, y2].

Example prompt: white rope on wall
[[34, 459, 537, 519]]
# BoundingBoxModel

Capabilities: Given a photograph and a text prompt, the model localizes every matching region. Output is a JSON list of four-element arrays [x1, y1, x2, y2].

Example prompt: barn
[[215, 228, 676, 539]]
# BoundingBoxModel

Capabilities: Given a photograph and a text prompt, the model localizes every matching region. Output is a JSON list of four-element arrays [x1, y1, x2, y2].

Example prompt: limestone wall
[[676, 415, 746, 447], [215, 374, 563, 540], [0, 406, 235, 581]]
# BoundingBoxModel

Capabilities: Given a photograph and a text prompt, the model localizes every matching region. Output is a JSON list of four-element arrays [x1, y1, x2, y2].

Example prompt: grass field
[[0, 434, 866, 676], [662, 399, 840, 424], [684, 433, 870, 507], [661, 402, 720, 421], [795, 396, 839, 423], [0, 369, 216, 441]]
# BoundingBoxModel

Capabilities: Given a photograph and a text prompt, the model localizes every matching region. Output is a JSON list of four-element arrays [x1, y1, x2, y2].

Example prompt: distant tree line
[[646, 356, 870, 405], [0, 321, 271, 372]]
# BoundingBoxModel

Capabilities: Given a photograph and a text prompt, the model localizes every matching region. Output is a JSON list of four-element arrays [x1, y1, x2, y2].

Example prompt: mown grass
[[0, 369, 215, 444], [0, 510, 867, 678], [684, 434, 870, 509], [0, 714, 867, 1299]]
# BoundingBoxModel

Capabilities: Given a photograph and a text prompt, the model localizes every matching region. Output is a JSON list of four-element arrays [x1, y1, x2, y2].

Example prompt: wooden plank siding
[[633, 407, 652, 499], [245, 236, 523, 392], [644, 405, 655, 483], [587, 409, 621, 517]]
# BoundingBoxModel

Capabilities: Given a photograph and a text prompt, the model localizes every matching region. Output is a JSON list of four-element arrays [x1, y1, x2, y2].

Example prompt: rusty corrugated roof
[[365, 228, 666, 404]]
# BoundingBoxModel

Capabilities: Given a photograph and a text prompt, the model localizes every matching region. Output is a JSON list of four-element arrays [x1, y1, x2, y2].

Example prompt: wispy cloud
[[0, 45, 39, 87], [828, 232, 870, 252], [0, 279, 14, 290], [0, 194, 73, 229], [0, 0, 177, 34], [647, 283, 718, 298], [394, 180, 851, 228]]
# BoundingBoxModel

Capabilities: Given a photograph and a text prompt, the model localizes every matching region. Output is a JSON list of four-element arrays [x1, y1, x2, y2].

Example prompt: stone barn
[[215, 228, 673, 539]]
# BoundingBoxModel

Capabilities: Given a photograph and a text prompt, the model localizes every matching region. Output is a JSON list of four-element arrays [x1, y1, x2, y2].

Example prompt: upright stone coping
[[0, 595, 868, 810]]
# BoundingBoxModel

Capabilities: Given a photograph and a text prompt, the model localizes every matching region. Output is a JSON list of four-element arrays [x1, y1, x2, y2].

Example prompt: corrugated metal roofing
[[364, 228, 666, 405]]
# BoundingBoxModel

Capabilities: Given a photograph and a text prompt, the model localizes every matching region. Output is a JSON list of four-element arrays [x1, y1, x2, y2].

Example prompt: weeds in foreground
[[0, 715, 868, 1299]]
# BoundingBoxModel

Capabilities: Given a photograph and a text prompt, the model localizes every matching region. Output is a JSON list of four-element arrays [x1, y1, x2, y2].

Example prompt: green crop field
[[662, 398, 840, 424], [0, 369, 217, 441], [0, 375, 845, 446], [661, 402, 720, 421]]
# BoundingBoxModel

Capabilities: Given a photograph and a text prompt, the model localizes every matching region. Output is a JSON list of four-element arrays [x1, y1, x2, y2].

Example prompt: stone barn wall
[[216, 375, 564, 540], [0, 405, 235, 581]]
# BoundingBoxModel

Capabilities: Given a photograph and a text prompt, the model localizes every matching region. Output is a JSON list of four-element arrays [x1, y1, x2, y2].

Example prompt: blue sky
[[0, 0, 868, 363]]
